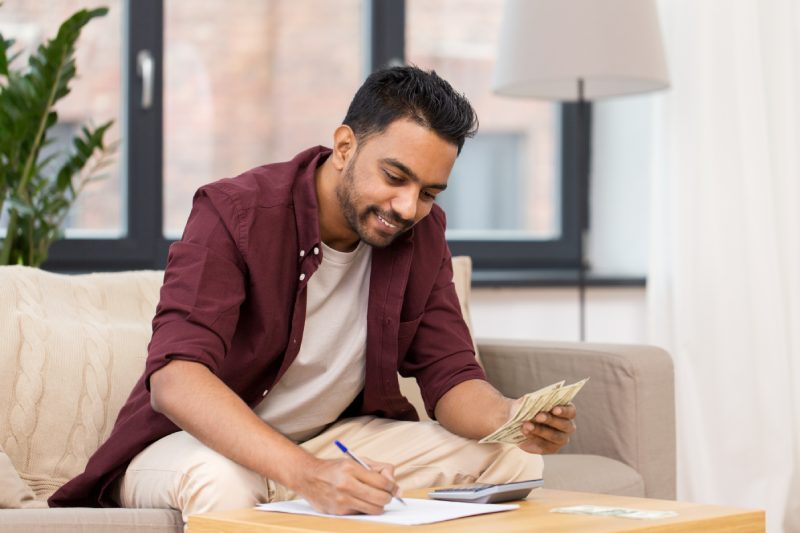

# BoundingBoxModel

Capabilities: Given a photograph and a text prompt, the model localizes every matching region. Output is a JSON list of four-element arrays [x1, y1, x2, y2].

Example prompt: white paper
[[255, 498, 519, 525]]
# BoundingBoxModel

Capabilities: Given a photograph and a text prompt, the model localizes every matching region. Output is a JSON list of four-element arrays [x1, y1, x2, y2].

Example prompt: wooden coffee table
[[187, 488, 765, 532]]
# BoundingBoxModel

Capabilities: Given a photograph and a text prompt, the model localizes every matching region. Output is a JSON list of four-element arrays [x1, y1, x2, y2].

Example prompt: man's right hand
[[149, 360, 400, 515], [297, 457, 400, 515]]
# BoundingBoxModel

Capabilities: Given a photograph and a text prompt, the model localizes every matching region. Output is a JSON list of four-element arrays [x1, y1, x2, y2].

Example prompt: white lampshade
[[493, 0, 669, 101]]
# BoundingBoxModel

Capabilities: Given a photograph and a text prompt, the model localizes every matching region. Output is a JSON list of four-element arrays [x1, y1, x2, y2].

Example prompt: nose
[[390, 187, 418, 224]]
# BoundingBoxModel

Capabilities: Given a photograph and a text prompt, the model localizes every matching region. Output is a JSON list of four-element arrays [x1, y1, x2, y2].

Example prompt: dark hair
[[343, 65, 478, 155]]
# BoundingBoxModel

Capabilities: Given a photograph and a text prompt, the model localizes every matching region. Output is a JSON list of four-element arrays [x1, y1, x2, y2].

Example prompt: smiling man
[[50, 66, 577, 522]]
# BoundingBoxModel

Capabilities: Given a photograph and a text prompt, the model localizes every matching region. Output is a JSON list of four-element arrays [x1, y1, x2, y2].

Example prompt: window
[[2, 0, 159, 270], [162, 0, 363, 237], [0, 0, 125, 238], [7, 0, 584, 281], [403, 0, 583, 281], [363, 1, 585, 281]]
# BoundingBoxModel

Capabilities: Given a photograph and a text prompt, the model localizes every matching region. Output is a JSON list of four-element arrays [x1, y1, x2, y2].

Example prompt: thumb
[[364, 458, 396, 482]]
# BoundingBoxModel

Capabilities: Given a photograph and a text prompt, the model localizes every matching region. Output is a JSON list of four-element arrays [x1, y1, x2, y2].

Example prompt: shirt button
[[299, 250, 305, 257], [313, 247, 320, 255], [262, 388, 269, 397], [299, 273, 306, 281]]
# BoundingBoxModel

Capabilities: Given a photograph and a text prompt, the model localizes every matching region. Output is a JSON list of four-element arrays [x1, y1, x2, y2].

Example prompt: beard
[[336, 159, 412, 248]]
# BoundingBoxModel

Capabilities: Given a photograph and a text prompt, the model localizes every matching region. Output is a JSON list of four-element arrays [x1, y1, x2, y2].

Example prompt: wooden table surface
[[188, 488, 765, 532]]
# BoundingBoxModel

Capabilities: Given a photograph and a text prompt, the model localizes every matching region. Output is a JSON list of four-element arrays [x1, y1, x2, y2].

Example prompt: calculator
[[428, 479, 544, 504]]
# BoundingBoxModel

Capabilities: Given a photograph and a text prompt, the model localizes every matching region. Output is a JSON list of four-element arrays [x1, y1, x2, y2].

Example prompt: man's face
[[336, 119, 458, 248]]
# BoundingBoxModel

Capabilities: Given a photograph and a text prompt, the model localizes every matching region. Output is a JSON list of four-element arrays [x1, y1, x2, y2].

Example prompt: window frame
[[42, 0, 588, 284]]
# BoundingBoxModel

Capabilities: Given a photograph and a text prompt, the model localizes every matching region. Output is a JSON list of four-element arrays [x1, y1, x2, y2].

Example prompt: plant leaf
[[1, 8, 109, 197], [6, 196, 34, 217], [0, 33, 13, 77], [0, 7, 111, 266]]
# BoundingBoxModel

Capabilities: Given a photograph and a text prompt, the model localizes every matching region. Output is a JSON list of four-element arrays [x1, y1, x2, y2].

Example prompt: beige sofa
[[0, 261, 675, 532]]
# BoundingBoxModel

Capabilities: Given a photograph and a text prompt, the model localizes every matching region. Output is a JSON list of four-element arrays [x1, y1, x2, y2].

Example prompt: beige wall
[[472, 287, 647, 344]]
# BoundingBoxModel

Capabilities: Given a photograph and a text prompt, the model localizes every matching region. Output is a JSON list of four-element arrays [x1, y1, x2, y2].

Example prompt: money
[[479, 378, 588, 445], [551, 505, 678, 520]]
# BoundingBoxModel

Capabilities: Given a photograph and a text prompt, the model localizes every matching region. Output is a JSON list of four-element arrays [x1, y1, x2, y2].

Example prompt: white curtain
[[647, 0, 800, 531]]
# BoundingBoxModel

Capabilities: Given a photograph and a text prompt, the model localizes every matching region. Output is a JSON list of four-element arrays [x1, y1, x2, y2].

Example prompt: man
[[50, 66, 576, 520]]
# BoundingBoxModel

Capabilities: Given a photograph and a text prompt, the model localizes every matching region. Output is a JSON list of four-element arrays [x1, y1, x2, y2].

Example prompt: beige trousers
[[115, 416, 543, 523]]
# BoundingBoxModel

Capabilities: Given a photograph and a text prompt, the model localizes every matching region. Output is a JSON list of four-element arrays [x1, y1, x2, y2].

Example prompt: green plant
[[0, 7, 115, 267]]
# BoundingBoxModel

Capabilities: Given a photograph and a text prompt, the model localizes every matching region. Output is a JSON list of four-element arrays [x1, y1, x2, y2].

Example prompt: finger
[[353, 464, 398, 494], [363, 458, 397, 482], [347, 466, 396, 506], [531, 412, 576, 435], [517, 436, 549, 454], [343, 493, 389, 515], [551, 403, 577, 419], [522, 418, 571, 444], [516, 431, 564, 454], [371, 463, 402, 497], [530, 422, 571, 446]]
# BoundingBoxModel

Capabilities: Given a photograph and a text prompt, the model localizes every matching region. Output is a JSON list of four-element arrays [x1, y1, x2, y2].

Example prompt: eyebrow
[[383, 158, 448, 191]]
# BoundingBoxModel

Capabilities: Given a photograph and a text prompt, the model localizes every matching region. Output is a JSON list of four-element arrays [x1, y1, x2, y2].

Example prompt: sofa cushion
[[0, 446, 46, 509], [397, 255, 479, 421], [543, 454, 645, 497], [0, 508, 182, 533], [450, 255, 479, 360], [0, 267, 163, 501]]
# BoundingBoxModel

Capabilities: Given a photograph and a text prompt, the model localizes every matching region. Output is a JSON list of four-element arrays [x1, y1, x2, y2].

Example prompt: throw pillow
[[0, 445, 46, 508]]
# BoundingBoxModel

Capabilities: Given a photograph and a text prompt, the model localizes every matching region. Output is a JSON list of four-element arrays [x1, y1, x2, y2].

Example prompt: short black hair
[[343, 65, 479, 155]]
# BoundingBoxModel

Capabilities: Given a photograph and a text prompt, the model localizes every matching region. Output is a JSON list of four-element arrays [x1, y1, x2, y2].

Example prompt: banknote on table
[[551, 505, 678, 520], [479, 378, 589, 445]]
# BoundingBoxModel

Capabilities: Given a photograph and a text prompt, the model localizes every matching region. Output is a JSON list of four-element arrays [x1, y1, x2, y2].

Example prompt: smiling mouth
[[376, 213, 398, 230]]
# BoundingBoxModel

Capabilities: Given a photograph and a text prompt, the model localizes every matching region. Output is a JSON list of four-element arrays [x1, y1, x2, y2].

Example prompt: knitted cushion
[[0, 444, 46, 508], [0, 266, 162, 502]]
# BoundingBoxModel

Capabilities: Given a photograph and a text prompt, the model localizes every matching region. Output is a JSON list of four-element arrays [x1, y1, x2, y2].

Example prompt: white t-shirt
[[254, 240, 371, 442]]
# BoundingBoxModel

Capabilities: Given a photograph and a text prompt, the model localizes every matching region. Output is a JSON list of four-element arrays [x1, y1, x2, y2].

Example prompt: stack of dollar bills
[[479, 378, 589, 445]]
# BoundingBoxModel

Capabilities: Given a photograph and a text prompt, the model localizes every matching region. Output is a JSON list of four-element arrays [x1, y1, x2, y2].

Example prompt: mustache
[[370, 207, 412, 229]]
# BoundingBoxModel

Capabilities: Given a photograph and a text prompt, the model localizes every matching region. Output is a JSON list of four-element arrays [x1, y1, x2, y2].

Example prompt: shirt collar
[[291, 146, 330, 259]]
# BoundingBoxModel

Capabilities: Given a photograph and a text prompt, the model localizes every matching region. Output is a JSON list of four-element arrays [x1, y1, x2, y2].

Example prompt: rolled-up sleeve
[[144, 186, 247, 388], [399, 242, 487, 419]]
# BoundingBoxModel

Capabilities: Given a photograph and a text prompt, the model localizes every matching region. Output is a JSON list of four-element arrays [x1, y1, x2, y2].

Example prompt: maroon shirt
[[49, 146, 485, 508]]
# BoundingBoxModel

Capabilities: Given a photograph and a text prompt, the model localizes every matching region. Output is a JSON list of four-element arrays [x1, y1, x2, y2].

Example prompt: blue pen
[[334, 440, 406, 506]]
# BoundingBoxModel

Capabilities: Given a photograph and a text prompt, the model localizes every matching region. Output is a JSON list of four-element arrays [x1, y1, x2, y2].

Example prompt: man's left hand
[[517, 403, 577, 454]]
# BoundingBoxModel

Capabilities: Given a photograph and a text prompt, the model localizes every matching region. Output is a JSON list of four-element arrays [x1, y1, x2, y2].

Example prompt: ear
[[331, 125, 358, 171]]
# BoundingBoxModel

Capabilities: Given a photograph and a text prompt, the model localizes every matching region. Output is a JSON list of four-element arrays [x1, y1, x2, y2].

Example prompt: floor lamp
[[492, 0, 670, 341]]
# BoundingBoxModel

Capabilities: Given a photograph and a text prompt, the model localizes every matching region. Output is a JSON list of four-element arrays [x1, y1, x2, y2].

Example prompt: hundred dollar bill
[[479, 378, 589, 445]]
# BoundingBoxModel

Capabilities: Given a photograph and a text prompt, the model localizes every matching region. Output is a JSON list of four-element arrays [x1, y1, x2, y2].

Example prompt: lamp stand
[[577, 78, 590, 342]]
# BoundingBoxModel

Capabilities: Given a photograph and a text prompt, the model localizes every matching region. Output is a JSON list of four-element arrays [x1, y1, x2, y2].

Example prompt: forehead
[[358, 119, 458, 182]]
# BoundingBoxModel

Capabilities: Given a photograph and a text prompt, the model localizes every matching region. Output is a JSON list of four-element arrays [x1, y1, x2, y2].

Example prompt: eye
[[383, 169, 403, 184], [422, 190, 437, 201]]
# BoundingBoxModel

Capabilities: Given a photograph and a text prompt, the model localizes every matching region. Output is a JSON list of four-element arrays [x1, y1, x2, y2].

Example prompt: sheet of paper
[[255, 498, 519, 525]]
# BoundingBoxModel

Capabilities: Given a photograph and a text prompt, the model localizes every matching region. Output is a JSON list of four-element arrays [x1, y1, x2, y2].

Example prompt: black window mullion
[[128, 0, 166, 269], [370, 0, 405, 71]]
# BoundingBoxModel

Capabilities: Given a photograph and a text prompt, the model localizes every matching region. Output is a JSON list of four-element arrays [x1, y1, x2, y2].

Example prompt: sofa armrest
[[477, 338, 676, 500]]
